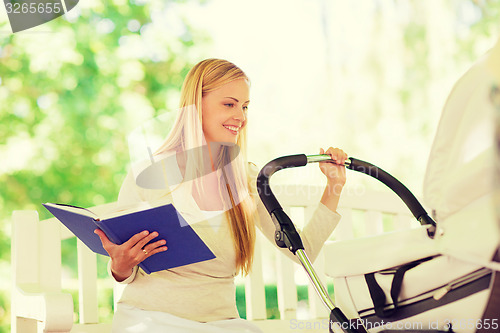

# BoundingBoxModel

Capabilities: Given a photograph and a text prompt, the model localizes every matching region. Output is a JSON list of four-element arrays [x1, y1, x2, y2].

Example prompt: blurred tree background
[[0, 0, 210, 330], [1, 0, 500, 331]]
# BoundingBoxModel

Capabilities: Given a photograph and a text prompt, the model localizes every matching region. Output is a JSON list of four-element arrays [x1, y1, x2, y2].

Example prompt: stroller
[[256, 41, 500, 332]]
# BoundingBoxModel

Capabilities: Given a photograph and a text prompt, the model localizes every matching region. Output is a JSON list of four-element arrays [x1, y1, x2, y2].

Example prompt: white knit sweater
[[112, 163, 341, 322]]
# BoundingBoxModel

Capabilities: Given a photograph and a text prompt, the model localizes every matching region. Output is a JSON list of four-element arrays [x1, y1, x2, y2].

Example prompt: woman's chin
[[217, 136, 238, 145]]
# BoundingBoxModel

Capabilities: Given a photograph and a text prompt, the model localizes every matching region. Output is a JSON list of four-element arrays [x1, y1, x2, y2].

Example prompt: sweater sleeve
[[107, 260, 139, 284], [248, 163, 341, 264]]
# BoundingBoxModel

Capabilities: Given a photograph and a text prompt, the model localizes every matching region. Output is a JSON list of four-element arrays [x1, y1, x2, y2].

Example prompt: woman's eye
[[224, 103, 234, 107], [243, 106, 248, 112]]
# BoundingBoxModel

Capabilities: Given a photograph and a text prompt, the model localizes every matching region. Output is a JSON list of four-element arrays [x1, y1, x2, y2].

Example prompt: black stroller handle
[[256, 154, 309, 253], [257, 154, 437, 239], [257, 153, 373, 333], [256, 153, 437, 333], [345, 157, 436, 236]]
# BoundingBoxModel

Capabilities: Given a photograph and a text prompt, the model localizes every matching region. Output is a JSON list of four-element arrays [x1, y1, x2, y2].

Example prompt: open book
[[43, 202, 216, 274]]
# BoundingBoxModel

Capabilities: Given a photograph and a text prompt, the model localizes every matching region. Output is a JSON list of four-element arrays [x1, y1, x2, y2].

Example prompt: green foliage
[[0, 1, 204, 220], [235, 284, 334, 320], [0, 2, 207, 241], [235, 283, 246, 318], [456, 0, 500, 61], [264, 284, 280, 319], [0, 289, 8, 333], [0, 0, 208, 330]]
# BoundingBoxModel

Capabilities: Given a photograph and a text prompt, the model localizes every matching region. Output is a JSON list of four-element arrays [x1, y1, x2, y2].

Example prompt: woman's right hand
[[94, 229, 168, 282]]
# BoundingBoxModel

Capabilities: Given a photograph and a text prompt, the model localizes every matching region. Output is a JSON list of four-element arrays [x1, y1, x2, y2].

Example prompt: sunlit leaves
[[0, 0, 207, 271]]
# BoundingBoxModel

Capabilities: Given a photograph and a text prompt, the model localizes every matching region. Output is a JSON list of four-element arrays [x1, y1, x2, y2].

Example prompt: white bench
[[11, 185, 418, 332]]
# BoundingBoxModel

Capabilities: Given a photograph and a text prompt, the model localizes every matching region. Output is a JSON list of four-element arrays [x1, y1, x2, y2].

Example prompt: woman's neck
[[175, 144, 225, 211]]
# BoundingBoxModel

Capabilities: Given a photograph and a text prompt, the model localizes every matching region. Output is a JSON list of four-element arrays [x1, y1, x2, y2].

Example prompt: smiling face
[[201, 78, 250, 145]]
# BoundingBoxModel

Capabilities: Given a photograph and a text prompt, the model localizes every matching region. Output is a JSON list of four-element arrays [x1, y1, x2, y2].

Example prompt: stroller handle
[[257, 154, 372, 333], [257, 154, 437, 238], [256, 153, 438, 333]]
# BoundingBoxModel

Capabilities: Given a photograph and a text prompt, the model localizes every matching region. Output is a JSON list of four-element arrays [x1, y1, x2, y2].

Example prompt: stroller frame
[[256, 153, 446, 333]]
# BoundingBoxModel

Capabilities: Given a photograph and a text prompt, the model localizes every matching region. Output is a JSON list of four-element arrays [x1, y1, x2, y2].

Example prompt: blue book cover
[[43, 203, 216, 274]]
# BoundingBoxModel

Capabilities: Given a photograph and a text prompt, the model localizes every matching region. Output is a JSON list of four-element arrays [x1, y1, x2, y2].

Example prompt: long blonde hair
[[156, 59, 255, 275]]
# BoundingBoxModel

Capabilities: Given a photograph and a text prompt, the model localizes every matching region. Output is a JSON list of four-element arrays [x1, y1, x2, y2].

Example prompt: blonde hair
[[156, 59, 255, 275]]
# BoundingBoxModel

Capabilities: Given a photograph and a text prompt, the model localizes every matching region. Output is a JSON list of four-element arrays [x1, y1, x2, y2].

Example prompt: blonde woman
[[95, 59, 348, 332]]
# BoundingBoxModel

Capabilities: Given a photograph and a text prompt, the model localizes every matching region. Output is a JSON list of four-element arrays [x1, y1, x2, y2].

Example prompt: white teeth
[[224, 125, 239, 132]]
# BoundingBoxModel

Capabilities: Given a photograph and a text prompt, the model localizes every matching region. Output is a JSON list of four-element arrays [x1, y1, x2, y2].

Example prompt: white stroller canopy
[[423, 37, 500, 267]]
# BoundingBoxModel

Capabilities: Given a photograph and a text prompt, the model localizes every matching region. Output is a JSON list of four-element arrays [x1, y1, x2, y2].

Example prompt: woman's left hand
[[319, 147, 348, 187]]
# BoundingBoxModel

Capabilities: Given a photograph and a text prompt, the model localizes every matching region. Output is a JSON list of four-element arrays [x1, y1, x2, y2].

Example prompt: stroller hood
[[423, 37, 500, 266]]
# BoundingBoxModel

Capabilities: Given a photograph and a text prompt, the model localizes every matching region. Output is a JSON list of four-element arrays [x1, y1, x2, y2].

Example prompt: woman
[[95, 58, 348, 332]]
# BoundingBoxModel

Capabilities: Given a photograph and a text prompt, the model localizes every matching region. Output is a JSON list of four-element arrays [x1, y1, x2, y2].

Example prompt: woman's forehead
[[207, 79, 250, 100]]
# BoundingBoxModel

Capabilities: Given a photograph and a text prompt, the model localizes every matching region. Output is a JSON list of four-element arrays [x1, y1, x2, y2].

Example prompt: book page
[[101, 197, 174, 220], [43, 203, 98, 219]]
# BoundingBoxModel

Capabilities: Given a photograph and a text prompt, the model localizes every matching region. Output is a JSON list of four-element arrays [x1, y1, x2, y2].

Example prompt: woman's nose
[[233, 107, 246, 122]]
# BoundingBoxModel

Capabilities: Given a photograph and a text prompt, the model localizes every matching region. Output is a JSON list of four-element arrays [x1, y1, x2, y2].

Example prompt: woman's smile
[[222, 124, 240, 135]]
